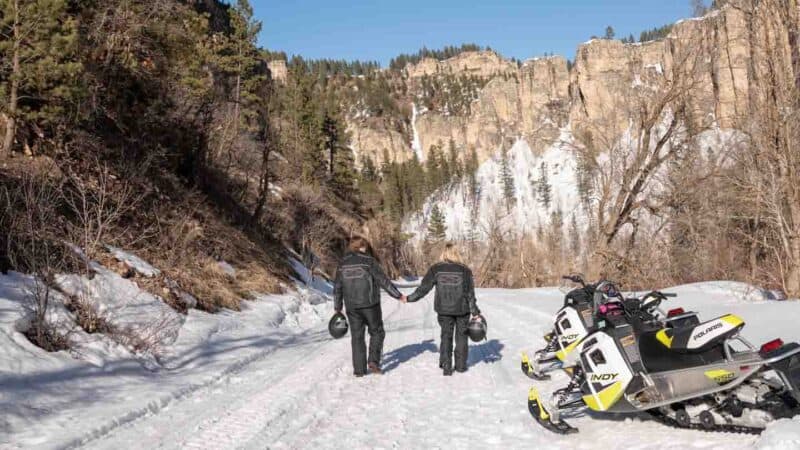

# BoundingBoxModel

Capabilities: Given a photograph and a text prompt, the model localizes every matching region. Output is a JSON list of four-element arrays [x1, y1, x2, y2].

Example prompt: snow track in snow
[[76, 286, 797, 449]]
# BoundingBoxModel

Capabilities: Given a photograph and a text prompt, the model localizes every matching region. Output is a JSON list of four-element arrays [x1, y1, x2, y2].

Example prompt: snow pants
[[438, 314, 469, 371], [347, 304, 385, 375]]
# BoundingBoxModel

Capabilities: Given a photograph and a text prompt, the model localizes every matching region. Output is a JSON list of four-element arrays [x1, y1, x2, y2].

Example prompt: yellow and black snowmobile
[[528, 306, 800, 434], [521, 278, 697, 380]]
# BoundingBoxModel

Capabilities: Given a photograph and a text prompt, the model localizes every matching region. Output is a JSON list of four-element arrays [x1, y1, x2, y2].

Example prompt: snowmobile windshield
[[592, 281, 620, 315]]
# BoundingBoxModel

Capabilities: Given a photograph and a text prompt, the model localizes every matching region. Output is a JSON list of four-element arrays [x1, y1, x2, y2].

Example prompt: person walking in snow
[[406, 242, 481, 376], [333, 236, 407, 377]]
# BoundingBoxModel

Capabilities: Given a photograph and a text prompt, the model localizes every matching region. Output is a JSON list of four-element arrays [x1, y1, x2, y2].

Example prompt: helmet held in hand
[[328, 312, 348, 339], [467, 315, 487, 342]]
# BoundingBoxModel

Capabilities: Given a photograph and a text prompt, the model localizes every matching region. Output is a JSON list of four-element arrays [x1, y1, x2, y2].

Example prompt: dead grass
[[23, 321, 70, 352], [64, 295, 115, 335]]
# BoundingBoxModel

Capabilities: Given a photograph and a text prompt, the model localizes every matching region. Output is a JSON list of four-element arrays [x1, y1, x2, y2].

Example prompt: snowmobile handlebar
[[644, 291, 677, 300], [561, 275, 586, 286]]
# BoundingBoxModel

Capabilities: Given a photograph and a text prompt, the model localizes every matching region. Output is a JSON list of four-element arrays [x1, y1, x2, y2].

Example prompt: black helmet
[[328, 312, 348, 339], [467, 315, 487, 342]]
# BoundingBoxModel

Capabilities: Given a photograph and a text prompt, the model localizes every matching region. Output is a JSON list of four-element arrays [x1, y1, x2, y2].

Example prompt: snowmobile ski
[[521, 352, 551, 380], [528, 388, 578, 434]]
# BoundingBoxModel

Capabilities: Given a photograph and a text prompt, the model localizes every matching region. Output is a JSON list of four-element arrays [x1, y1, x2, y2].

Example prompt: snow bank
[[0, 249, 333, 449], [666, 281, 771, 303], [756, 417, 800, 449], [106, 245, 160, 277], [57, 265, 184, 349]]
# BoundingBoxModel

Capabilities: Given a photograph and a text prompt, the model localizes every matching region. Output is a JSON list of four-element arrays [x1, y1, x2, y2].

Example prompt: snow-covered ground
[[3, 267, 799, 448], [406, 133, 584, 241]]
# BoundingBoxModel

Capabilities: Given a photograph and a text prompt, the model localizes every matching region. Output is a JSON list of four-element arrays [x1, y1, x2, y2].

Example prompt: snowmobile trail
[[82, 288, 775, 449]]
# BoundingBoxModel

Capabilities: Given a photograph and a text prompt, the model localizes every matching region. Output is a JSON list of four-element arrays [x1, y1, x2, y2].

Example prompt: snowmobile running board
[[521, 353, 551, 380], [527, 388, 578, 435]]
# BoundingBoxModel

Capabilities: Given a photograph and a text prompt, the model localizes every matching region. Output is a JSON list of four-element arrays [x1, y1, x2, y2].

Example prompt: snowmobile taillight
[[667, 308, 685, 317], [761, 339, 784, 354]]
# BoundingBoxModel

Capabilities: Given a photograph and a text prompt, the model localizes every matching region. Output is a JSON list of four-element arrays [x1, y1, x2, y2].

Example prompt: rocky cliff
[[349, 1, 797, 168]]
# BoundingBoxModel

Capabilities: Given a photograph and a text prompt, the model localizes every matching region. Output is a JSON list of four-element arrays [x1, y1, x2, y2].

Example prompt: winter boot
[[368, 362, 382, 375]]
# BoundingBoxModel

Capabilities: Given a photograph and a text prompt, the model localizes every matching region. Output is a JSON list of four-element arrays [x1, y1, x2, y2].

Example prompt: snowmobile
[[521, 277, 697, 380], [528, 303, 800, 434]]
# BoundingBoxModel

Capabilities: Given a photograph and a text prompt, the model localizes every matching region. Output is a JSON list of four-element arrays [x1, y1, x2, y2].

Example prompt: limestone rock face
[[347, 121, 412, 166], [267, 60, 287, 84], [405, 51, 518, 79], [412, 56, 570, 162], [568, 6, 752, 137], [345, 2, 798, 168]]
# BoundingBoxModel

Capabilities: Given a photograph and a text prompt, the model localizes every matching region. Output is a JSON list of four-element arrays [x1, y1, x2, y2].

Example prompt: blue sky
[[254, 1, 697, 65]]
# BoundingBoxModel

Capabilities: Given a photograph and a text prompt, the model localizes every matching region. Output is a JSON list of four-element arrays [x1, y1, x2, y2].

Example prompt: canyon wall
[[346, 1, 798, 169]]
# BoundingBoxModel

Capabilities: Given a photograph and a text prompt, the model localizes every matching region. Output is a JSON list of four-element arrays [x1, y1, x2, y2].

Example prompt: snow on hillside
[[0, 250, 333, 449], [406, 129, 584, 240], [411, 103, 425, 161]]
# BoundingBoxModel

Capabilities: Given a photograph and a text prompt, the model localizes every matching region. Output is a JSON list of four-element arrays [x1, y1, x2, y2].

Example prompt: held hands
[[399, 294, 408, 303]]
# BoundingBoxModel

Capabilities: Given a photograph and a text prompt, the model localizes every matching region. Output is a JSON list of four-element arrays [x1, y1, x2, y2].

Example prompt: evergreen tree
[[382, 159, 404, 220], [499, 148, 516, 212], [537, 162, 552, 209], [325, 113, 357, 204], [437, 142, 451, 186], [426, 143, 443, 193], [406, 153, 427, 210], [605, 26, 615, 40], [213, 0, 263, 130], [283, 61, 324, 184], [357, 155, 382, 212], [569, 213, 581, 255], [0, 0, 82, 156], [448, 138, 462, 180], [465, 146, 481, 208], [427, 205, 447, 242]]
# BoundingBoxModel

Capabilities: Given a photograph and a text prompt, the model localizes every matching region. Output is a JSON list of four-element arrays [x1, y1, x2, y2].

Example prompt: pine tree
[[499, 148, 516, 212], [426, 143, 442, 193], [0, 0, 82, 156], [549, 208, 564, 255], [357, 156, 382, 212], [605, 26, 615, 40], [406, 153, 426, 210], [569, 213, 581, 255], [448, 138, 462, 180], [382, 159, 404, 220], [427, 205, 447, 242], [212, 0, 263, 135], [537, 162, 552, 209], [283, 61, 324, 184], [465, 146, 481, 209]]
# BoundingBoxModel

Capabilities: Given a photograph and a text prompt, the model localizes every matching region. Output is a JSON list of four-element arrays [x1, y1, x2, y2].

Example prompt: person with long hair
[[333, 236, 406, 377], [406, 242, 481, 375]]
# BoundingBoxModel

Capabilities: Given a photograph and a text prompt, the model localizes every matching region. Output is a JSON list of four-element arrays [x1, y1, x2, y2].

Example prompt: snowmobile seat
[[638, 331, 727, 373], [652, 314, 744, 354]]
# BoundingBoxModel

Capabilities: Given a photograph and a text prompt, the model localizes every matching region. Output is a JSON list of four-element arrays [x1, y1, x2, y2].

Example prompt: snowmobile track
[[647, 410, 765, 435]]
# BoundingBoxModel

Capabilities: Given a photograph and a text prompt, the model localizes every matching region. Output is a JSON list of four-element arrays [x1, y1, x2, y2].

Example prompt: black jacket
[[407, 261, 480, 316], [333, 251, 402, 311]]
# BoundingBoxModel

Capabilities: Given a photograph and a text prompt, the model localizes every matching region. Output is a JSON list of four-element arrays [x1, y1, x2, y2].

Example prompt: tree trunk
[[1, 0, 21, 158], [787, 235, 800, 297]]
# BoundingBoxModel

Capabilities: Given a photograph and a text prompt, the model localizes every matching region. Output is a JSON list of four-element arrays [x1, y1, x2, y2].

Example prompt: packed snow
[[2, 256, 799, 449]]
